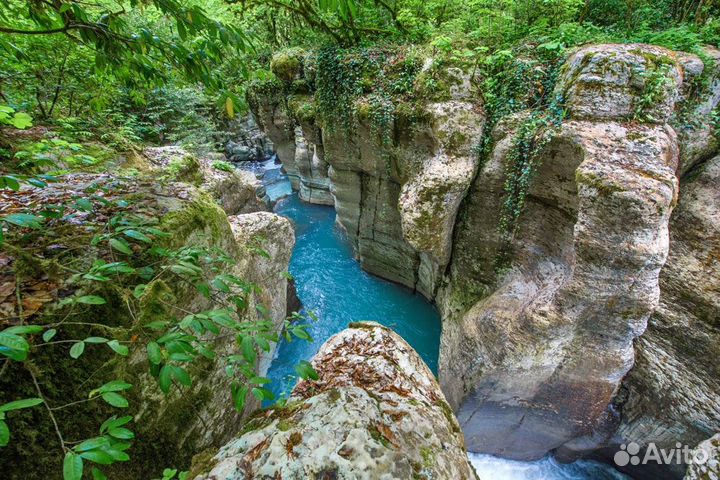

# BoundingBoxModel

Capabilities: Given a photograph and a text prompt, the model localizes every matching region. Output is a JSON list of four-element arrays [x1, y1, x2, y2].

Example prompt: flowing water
[[247, 160, 628, 480]]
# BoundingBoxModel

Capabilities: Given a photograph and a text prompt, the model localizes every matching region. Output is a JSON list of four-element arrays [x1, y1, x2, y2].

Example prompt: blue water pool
[[266, 192, 441, 399]]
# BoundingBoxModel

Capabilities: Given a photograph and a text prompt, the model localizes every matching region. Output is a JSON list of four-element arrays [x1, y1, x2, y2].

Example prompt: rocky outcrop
[[249, 51, 484, 297], [143, 145, 269, 214], [436, 43, 720, 472], [191, 322, 477, 480], [607, 153, 720, 478], [226, 114, 274, 162]]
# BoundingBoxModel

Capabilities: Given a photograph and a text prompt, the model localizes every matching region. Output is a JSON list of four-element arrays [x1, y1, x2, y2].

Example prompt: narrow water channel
[[250, 160, 628, 480]]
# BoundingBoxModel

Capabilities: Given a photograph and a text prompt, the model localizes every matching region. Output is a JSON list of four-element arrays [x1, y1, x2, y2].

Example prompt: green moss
[[187, 448, 219, 479], [575, 169, 624, 195], [271, 48, 305, 83], [159, 191, 234, 251], [165, 155, 203, 184], [368, 424, 392, 448]]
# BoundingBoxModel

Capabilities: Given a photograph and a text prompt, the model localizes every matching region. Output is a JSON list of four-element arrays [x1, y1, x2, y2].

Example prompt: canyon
[[243, 42, 720, 479]]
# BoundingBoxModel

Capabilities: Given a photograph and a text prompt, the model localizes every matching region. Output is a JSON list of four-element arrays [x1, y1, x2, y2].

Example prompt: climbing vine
[[472, 48, 566, 270]]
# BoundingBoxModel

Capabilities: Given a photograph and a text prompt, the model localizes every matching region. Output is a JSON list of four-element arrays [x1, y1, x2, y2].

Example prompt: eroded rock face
[[143, 145, 269, 214], [607, 154, 720, 479], [192, 322, 477, 480], [250, 57, 484, 296], [439, 43, 698, 463]]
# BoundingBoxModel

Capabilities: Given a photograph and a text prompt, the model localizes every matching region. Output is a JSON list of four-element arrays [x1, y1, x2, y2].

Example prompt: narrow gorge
[[2, 2, 720, 479], [241, 42, 720, 480]]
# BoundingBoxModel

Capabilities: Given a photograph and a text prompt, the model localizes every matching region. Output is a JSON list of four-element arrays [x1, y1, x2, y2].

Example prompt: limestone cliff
[[248, 43, 720, 478], [190, 322, 477, 480], [248, 49, 484, 297], [438, 43, 720, 478]]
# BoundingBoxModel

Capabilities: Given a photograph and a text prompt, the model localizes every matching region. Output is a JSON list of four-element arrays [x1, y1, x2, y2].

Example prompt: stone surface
[[558, 43, 683, 123], [438, 43, 708, 466], [674, 47, 720, 176], [685, 434, 720, 480], [251, 59, 484, 297], [143, 145, 269, 214], [192, 322, 478, 480], [610, 154, 720, 479]]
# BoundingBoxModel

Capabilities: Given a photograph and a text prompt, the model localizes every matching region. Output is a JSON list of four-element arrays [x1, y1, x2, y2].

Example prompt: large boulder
[[143, 146, 269, 214], [191, 323, 478, 480]]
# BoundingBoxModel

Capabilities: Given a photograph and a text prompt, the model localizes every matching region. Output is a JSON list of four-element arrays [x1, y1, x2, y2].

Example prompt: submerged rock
[[191, 322, 478, 480]]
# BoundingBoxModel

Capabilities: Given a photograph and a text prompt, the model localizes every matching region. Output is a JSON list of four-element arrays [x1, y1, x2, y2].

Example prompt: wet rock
[[191, 322, 477, 480]]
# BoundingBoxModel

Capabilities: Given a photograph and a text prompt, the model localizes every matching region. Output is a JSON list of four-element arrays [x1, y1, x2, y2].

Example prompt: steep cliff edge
[[247, 43, 720, 477], [190, 322, 478, 480], [248, 48, 484, 297], [439, 43, 720, 477]]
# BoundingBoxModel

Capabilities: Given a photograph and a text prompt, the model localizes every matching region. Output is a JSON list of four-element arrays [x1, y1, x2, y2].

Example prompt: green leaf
[[123, 229, 151, 243], [241, 336, 256, 363], [76, 295, 106, 305], [0, 332, 29, 352], [90, 380, 132, 397], [70, 341, 86, 359], [107, 340, 129, 356], [11, 112, 32, 129], [251, 387, 274, 402], [101, 392, 128, 408], [84, 337, 108, 344], [107, 427, 134, 439], [3, 213, 42, 229], [3, 325, 43, 335], [75, 437, 110, 452], [63, 451, 83, 480], [79, 449, 114, 465], [0, 420, 9, 447], [92, 467, 108, 480], [294, 360, 319, 381], [147, 342, 162, 365], [109, 238, 133, 255], [43, 329, 57, 342], [133, 284, 147, 299], [158, 365, 172, 394], [0, 398, 42, 412], [99, 415, 132, 434], [171, 366, 191, 387]]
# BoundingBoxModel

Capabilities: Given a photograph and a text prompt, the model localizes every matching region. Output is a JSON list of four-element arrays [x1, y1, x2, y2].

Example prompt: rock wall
[[190, 322, 478, 480], [247, 43, 720, 477], [437, 43, 720, 477], [249, 52, 484, 297]]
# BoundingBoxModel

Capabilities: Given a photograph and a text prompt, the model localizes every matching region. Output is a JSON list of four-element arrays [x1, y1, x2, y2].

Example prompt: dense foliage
[[2, 0, 720, 478]]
